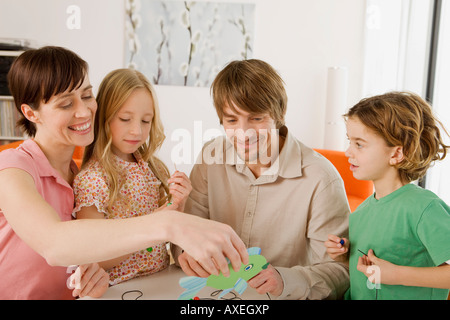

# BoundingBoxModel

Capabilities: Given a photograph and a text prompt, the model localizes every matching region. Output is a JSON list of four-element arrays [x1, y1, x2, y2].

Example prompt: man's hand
[[247, 264, 283, 297]]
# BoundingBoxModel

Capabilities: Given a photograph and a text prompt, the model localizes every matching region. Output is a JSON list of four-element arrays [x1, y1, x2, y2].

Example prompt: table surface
[[80, 264, 270, 300]]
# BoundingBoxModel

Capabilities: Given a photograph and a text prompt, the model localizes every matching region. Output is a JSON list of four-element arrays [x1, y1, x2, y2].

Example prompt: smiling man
[[173, 59, 350, 300]]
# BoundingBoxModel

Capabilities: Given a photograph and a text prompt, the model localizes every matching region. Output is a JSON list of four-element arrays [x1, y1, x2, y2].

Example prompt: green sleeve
[[417, 199, 450, 266]]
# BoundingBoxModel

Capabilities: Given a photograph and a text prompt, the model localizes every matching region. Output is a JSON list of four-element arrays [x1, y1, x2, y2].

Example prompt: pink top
[[0, 140, 77, 300], [73, 154, 169, 285]]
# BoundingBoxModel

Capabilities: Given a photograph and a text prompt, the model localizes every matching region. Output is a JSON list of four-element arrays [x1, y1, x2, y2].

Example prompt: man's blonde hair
[[211, 59, 287, 128]]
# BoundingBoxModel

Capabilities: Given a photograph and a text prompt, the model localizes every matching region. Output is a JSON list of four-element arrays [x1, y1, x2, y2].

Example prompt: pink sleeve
[[0, 149, 39, 183]]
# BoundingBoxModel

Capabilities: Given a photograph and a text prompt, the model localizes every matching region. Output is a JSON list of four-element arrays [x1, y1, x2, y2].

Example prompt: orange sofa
[[314, 148, 373, 212], [0, 140, 84, 169]]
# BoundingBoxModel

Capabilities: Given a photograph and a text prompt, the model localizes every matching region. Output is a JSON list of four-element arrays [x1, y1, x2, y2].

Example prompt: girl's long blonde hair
[[83, 68, 170, 211]]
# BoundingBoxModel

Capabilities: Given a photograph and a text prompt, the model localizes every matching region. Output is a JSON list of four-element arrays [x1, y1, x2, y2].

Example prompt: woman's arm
[[0, 168, 170, 265], [76, 205, 131, 270], [0, 168, 248, 276]]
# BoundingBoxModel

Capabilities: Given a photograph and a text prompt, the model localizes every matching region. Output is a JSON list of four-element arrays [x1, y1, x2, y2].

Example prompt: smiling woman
[[30, 76, 96, 149], [0, 46, 105, 299], [7, 47, 93, 140]]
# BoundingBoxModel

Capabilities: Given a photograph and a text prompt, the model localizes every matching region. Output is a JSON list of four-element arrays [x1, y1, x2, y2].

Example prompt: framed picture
[[125, 0, 255, 87]]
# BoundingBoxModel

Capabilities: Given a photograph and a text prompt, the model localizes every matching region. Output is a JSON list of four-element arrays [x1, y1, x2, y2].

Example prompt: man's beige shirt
[[175, 127, 350, 299]]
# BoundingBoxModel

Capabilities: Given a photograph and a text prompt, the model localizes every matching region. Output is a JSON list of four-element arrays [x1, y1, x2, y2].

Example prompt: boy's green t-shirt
[[345, 183, 450, 300]]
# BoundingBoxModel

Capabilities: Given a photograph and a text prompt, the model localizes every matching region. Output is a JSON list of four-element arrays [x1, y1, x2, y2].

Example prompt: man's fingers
[[247, 272, 265, 288]]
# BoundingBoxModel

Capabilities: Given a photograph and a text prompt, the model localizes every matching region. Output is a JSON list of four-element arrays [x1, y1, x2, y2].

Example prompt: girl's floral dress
[[72, 153, 170, 285]]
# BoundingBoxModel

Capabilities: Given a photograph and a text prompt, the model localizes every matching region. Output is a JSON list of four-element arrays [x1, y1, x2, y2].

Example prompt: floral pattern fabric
[[73, 153, 169, 285]]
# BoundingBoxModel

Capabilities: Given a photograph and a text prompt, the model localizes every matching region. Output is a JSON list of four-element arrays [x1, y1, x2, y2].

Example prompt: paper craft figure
[[178, 247, 269, 300]]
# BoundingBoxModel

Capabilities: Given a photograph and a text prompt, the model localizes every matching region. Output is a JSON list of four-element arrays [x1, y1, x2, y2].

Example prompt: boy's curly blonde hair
[[344, 91, 449, 183]]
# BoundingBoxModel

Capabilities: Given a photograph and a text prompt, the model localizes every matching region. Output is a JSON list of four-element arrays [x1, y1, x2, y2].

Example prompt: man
[[173, 59, 350, 299]]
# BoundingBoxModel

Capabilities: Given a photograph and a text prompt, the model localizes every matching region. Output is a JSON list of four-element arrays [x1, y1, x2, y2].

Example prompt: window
[[425, 0, 450, 203], [362, 0, 450, 202]]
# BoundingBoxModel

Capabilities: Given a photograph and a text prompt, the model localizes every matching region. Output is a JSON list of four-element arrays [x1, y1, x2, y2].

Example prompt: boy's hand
[[324, 234, 349, 262], [357, 249, 399, 285]]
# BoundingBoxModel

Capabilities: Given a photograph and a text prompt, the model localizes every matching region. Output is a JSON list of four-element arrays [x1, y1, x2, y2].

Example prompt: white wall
[[0, 0, 366, 174], [0, 0, 124, 94], [362, 0, 432, 97], [254, 0, 366, 151]]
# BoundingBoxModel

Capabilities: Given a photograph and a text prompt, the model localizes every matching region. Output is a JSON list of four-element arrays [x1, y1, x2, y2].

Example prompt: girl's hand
[[167, 170, 192, 212], [69, 263, 110, 298], [324, 234, 349, 263], [154, 200, 179, 212], [357, 249, 399, 285]]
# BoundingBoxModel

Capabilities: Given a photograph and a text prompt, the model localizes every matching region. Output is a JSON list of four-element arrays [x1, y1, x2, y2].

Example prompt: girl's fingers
[[169, 183, 189, 195], [169, 187, 189, 204], [168, 172, 190, 184]]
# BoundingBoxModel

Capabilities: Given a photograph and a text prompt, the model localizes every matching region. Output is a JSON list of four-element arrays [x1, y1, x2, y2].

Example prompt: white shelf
[[0, 136, 24, 141], [0, 96, 23, 141]]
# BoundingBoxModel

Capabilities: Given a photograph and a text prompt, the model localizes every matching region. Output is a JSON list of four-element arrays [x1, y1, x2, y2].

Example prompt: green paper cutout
[[178, 247, 268, 300]]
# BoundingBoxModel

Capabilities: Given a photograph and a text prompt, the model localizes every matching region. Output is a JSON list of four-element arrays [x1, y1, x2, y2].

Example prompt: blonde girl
[[73, 68, 192, 285], [325, 91, 450, 300]]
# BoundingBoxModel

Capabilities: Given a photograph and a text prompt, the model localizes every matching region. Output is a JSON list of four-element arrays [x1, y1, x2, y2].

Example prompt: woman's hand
[[168, 212, 248, 277], [178, 250, 211, 278]]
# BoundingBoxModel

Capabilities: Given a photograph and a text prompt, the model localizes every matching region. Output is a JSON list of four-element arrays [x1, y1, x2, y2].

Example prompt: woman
[[0, 46, 248, 299]]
